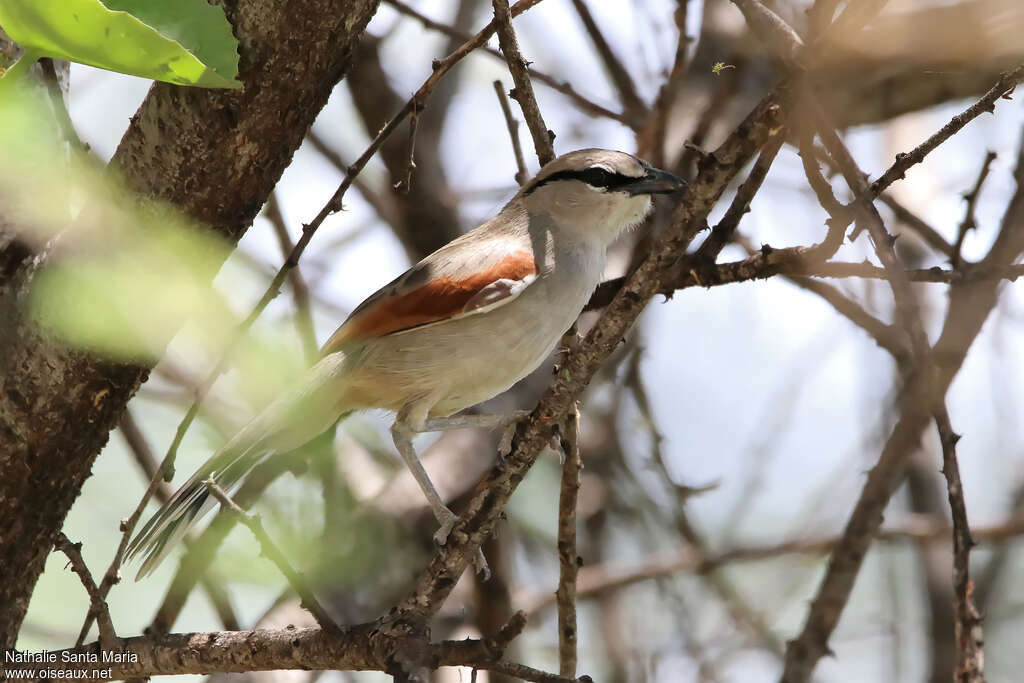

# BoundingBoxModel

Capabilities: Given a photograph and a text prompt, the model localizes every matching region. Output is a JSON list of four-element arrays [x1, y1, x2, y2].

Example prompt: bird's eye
[[580, 167, 614, 189]]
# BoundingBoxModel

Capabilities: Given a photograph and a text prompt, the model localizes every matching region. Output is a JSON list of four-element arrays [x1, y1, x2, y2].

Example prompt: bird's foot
[[432, 506, 461, 545], [498, 423, 516, 459], [497, 410, 533, 459]]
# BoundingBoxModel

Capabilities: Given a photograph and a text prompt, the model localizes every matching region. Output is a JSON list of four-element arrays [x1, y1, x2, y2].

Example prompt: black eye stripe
[[524, 167, 639, 195]]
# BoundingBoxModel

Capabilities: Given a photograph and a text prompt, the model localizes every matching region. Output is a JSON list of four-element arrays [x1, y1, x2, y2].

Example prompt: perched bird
[[127, 148, 685, 578]]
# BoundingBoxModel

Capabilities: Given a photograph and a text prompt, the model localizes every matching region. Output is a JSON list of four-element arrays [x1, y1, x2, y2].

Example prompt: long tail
[[126, 353, 350, 579], [125, 436, 272, 579]]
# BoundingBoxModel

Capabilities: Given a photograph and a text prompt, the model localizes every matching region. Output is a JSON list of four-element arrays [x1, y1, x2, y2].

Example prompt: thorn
[[950, 432, 962, 445]]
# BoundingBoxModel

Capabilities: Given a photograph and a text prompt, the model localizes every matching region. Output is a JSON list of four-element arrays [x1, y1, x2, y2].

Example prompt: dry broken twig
[[202, 479, 339, 633], [54, 533, 118, 653], [491, 0, 556, 165]]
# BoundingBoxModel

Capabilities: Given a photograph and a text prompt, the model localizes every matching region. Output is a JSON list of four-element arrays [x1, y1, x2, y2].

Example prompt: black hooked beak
[[626, 166, 687, 196]]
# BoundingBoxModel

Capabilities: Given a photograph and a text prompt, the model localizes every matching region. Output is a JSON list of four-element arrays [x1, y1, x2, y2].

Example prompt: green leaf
[[0, 0, 240, 88]]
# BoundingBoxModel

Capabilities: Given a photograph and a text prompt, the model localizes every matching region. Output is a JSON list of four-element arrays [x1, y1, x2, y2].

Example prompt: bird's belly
[[342, 273, 593, 416]]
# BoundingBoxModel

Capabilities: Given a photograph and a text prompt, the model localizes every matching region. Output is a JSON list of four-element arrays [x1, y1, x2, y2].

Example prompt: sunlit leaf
[[0, 0, 240, 88]]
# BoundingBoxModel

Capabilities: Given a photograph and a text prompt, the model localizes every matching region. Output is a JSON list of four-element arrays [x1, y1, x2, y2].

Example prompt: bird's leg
[[421, 410, 530, 458], [391, 407, 461, 545], [421, 410, 530, 432]]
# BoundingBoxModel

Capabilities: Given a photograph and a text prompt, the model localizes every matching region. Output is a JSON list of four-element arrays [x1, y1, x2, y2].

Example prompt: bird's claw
[[473, 548, 491, 580], [497, 410, 532, 459], [433, 509, 461, 545], [498, 424, 516, 459]]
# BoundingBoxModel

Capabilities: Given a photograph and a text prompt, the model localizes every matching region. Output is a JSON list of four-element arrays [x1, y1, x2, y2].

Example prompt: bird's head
[[517, 149, 686, 242]]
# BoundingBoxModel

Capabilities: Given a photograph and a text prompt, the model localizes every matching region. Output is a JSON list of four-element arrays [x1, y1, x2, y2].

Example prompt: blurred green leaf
[[0, 0, 240, 88]]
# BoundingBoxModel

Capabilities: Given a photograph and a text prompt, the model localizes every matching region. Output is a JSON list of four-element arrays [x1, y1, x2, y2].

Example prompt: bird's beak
[[626, 167, 687, 196]]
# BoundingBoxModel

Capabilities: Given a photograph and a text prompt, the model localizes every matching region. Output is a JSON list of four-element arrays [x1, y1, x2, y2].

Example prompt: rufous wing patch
[[321, 250, 537, 355]]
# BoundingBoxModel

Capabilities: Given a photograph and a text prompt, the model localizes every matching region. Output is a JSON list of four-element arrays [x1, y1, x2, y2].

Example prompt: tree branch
[[491, 0, 557, 165]]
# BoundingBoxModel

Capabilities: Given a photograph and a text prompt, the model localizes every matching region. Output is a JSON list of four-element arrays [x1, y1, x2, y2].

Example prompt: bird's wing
[[321, 237, 537, 355]]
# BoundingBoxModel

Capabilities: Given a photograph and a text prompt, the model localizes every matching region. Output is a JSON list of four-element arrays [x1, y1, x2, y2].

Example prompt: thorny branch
[[953, 150, 998, 268], [493, 79, 529, 185], [53, 534, 118, 653], [935, 410, 985, 682], [491, 0, 556, 165], [556, 408, 582, 678]]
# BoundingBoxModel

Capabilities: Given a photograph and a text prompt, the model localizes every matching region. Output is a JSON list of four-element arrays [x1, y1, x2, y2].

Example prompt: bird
[[126, 148, 685, 578]]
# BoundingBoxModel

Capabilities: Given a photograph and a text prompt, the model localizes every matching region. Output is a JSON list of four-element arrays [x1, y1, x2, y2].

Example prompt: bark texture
[[0, 0, 380, 648]]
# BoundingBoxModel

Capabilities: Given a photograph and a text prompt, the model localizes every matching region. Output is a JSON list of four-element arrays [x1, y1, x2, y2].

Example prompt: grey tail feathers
[[126, 353, 352, 579], [125, 438, 272, 580]]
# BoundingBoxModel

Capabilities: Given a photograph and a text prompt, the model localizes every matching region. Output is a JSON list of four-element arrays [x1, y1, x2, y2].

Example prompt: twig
[[934, 410, 985, 682], [879, 193, 955, 258], [786, 275, 909, 360], [729, 0, 806, 69], [695, 131, 786, 260], [952, 151, 997, 268], [869, 65, 1024, 197], [482, 661, 584, 683], [393, 102, 421, 194], [556, 406, 581, 678], [674, 66, 743, 178], [117, 410, 241, 632], [78, 415, 182, 646], [637, 0, 690, 165], [518, 514, 1024, 617], [569, 0, 647, 122], [585, 259, 1024, 312], [147, 453, 306, 634], [385, 0, 633, 127], [491, 0, 556, 165], [305, 131, 401, 230], [626, 349, 785, 655], [203, 479, 340, 633], [812, 98, 931, 360], [265, 191, 318, 362], [493, 80, 529, 185], [732, 233, 911, 361], [54, 533, 118, 652], [118, 410, 175, 502]]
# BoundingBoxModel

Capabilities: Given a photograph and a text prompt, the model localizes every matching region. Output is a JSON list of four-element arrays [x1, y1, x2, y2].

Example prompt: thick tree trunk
[[0, 0, 380, 648]]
